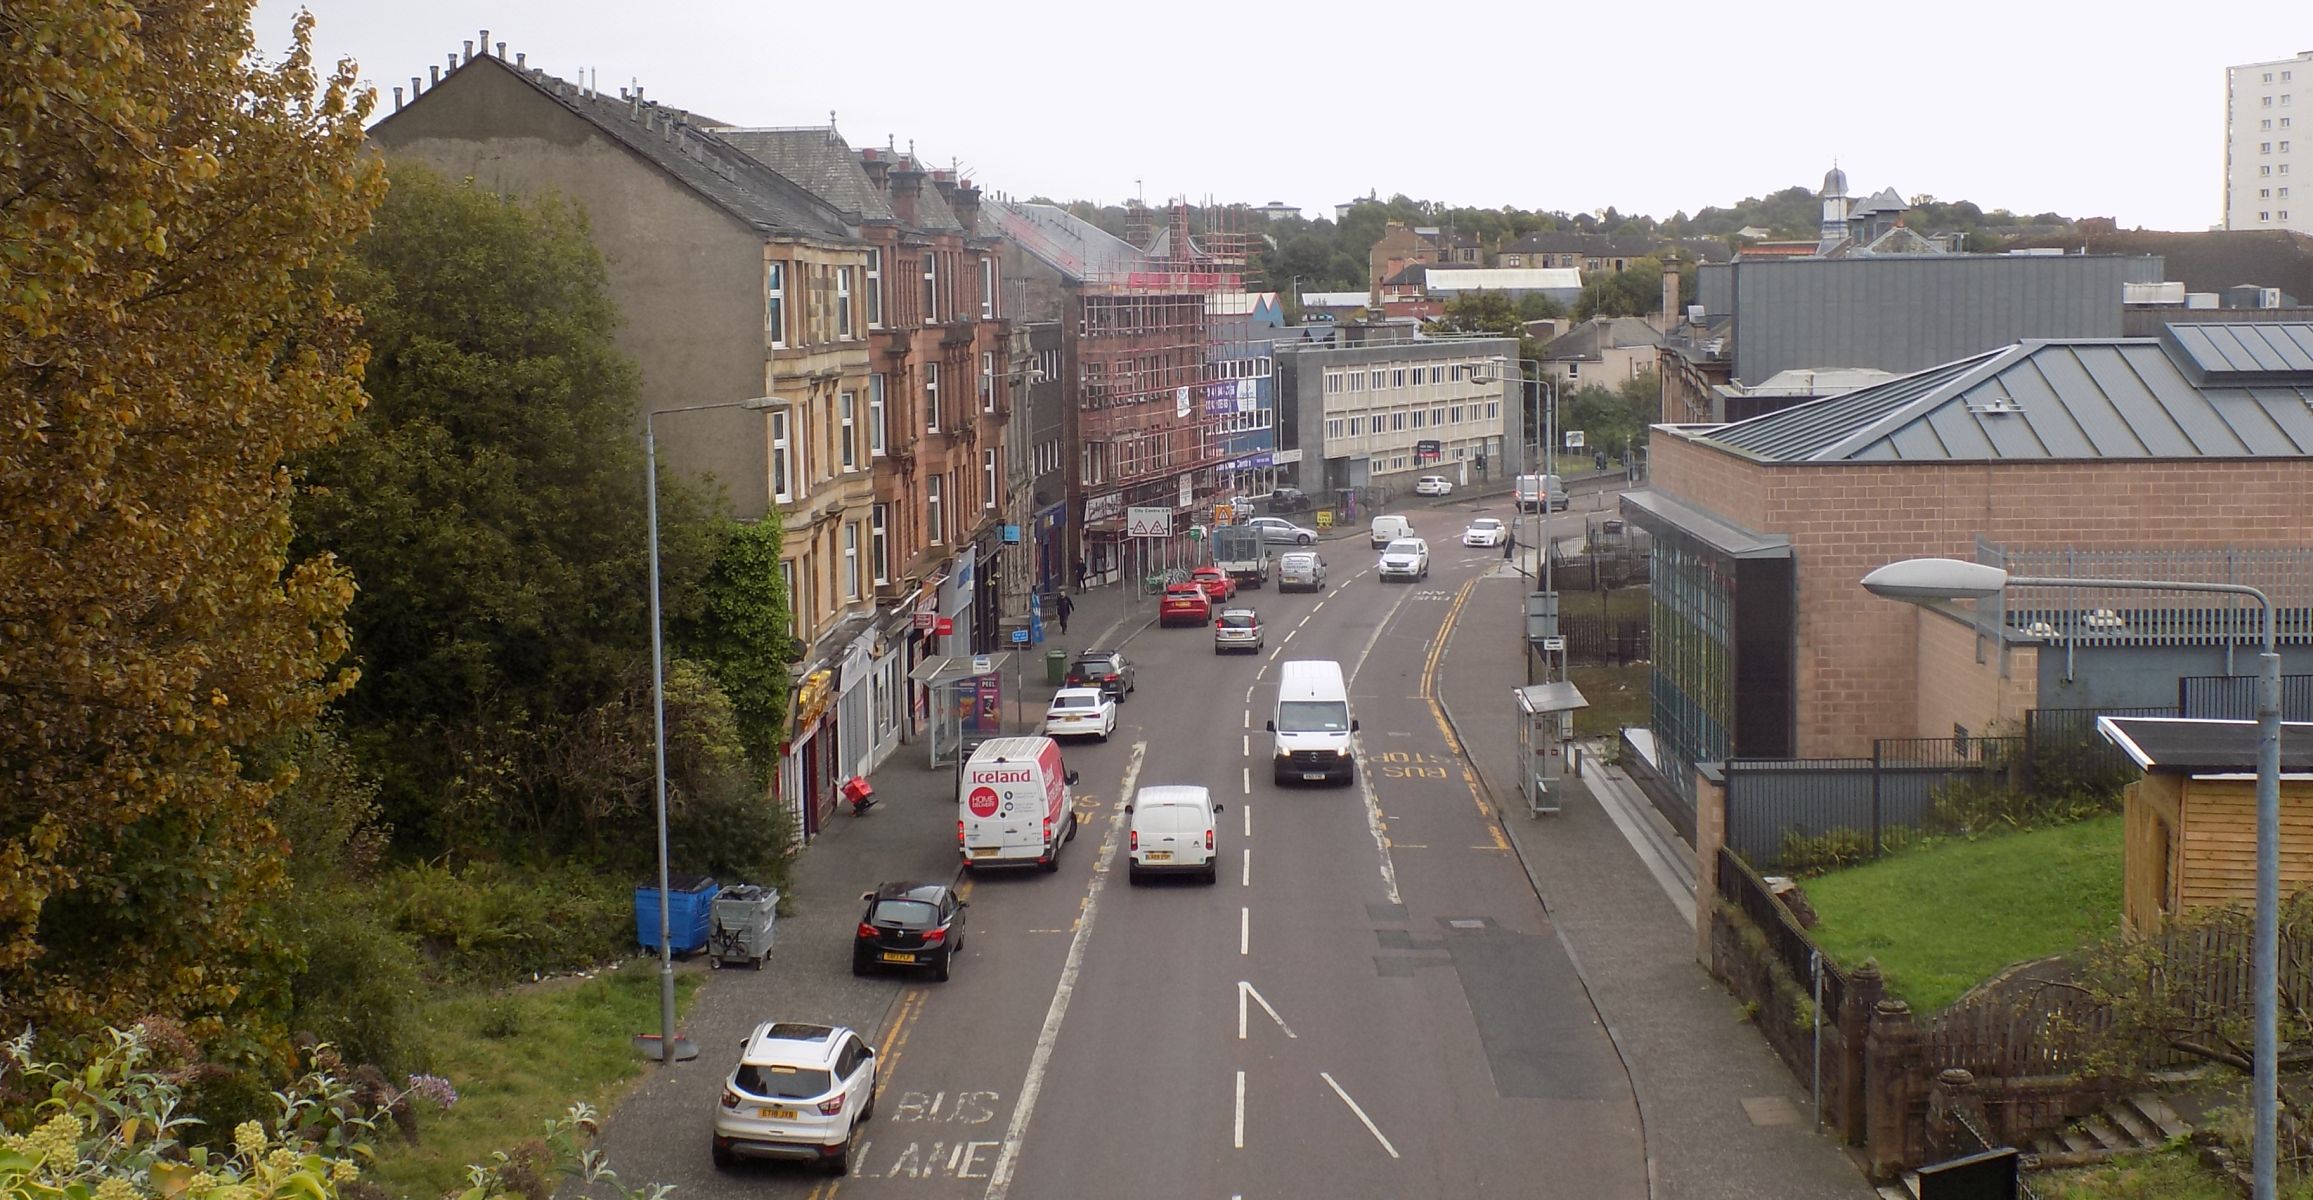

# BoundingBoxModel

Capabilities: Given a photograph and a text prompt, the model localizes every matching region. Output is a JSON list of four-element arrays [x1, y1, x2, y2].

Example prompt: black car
[[1063, 650, 1136, 700], [852, 882, 967, 981]]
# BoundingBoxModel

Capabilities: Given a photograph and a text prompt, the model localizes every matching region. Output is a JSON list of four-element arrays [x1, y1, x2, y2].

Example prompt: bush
[[280, 886, 428, 1074], [378, 862, 629, 985]]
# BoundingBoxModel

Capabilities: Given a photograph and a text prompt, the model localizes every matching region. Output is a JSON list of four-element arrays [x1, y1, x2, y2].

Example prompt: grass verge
[[364, 962, 704, 1200], [2036, 1147, 2244, 1199], [1799, 813, 2123, 1012], [1566, 663, 1650, 738]]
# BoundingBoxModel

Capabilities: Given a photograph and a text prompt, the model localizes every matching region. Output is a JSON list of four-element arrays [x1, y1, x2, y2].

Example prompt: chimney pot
[[496, 41, 506, 59], [462, 40, 473, 63], [410, 74, 421, 96], [430, 64, 440, 85], [446, 53, 456, 71], [516, 52, 526, 67], [480, 30, 490, 54], [393, 86, 404, 110]]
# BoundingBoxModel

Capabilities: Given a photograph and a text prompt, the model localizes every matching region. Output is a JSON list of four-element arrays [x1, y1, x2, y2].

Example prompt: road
[[629, 498, 1647, 1199]]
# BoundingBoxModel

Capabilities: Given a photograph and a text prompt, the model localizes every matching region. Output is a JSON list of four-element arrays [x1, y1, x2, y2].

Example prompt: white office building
[[1273, 334, 1518, 503], [2226, 50, 2313, 234]]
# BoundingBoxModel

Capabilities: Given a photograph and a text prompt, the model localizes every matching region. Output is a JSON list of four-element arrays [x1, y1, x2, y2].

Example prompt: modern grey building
[[2226, 50, 2313, 235], [1272, 331, 1518, 504], [1693, 253, 2165, 387]]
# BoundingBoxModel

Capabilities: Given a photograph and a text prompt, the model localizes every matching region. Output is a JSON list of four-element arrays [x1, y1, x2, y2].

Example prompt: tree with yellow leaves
[[0, 1, 384, 1051]]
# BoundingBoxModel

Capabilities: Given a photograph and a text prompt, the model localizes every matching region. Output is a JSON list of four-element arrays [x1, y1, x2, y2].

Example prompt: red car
[[1190, 566, 1236, 604], [1159, 582, 1212, 628]]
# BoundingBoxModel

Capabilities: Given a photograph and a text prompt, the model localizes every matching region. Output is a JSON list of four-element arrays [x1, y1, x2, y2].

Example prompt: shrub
[[280, 887, 428, 1074], [378, 863, 628, 985]]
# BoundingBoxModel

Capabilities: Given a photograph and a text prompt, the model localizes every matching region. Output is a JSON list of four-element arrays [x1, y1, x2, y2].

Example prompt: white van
[[1125, 785, 1223, 884], [1514, 474, 1566, 513], [1267, 659, 1357, 786], [959, 736, 1080, 872], [1369, 513, 1413, 549]]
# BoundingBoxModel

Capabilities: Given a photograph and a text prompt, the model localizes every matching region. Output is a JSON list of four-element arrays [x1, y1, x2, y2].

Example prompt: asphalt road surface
[[664, 500, 1643, 1199]]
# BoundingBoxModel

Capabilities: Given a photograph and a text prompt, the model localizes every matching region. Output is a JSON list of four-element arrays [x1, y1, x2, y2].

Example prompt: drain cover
[[1447, 919, 1486, 929]]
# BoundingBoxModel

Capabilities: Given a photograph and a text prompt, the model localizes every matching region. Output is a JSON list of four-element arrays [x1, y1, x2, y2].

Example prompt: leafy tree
[[1424, 291, 1548, 364], [296, 165, 739, 858], [0, 5, 382, 1050]]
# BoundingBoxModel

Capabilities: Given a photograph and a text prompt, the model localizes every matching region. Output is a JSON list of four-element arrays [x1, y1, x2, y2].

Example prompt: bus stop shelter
[[1514, 680, 1588, 816], [909, 653, 1015, 768]]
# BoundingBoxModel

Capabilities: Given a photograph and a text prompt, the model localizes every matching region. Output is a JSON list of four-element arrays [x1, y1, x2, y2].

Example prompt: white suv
[[1377, 537, 1430, 581], [712, 1021, 878, 1175]]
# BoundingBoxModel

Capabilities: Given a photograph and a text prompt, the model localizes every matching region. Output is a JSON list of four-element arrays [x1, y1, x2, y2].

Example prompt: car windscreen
[[734, 1063, 835, 1100], [868, 899, 940, 929], [1276, 700, 1350, 733], [1385, 540, 1422, 554]]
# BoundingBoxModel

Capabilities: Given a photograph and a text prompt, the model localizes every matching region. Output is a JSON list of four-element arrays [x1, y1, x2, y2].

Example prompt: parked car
[[1462, 517, 1509, 547], [1414, 475, 1454, 497], [1377, 537, 1430, 582], [712, 1021, 878, 1174], [1063, 650, 1135, 700], [1160, 582, 1212, 627], [1190, 564, 1237, 604], [1213, 609, 1264, 654], [851, 882, 967, 981], [1246, 516, 1317, 546], [1275, 550, 1328, 592], [1043, 687, 1117, 741], [1262, 486, 1312, 513]]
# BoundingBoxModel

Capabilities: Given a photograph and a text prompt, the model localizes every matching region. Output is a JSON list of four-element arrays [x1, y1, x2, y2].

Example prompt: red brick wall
[[1651, 436, 2313, 755]]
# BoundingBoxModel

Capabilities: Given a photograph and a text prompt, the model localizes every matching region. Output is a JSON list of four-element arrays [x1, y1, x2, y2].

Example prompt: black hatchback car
[[852, 882, 967, 981], [1063, 650, 1136, 700]]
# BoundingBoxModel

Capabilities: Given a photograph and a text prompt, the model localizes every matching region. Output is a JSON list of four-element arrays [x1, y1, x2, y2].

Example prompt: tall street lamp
[[1482, 355, 1559, 684], [644, 395, 782, 1065], [1860, 556, 2282, 1200]]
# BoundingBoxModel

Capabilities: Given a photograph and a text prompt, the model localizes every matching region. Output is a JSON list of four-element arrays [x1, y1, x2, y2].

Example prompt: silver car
[[1245, 516, 1318, 546], [1213, 609, 1264, 654], [1276, 551, 1327, 592]]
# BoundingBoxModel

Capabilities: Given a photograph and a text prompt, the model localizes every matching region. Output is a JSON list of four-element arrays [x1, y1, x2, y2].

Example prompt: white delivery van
[[960, 736, 1079, 872], [1369, 513, 1412, 549], [1267, 659, 1358, 786], [1514, 473, 1566, 513], [1125, 784, 1223, 884]]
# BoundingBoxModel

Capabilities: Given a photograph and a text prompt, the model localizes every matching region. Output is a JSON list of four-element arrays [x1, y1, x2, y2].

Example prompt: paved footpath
[[1433, 568, 1876, 1200]]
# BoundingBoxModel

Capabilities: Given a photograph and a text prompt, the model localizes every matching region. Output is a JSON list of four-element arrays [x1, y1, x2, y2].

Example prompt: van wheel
[[1203, 861, 1219, 885], [1127, 865, 1144, 885], [1067, 811, 1081, 842]]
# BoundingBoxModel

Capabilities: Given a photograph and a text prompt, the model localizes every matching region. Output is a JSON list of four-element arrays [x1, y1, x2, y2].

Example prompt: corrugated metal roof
[[1425, 268, 1582, 291], [1691, 328, 2313, 463]]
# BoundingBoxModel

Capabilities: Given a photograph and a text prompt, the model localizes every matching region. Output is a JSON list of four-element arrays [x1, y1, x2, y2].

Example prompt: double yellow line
[[1421, 576, 1509, 849]]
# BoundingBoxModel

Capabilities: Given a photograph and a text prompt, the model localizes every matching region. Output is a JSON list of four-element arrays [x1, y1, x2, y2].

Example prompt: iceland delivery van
[[1267, 659, 1358, 786], [960, 736, 1080, 871]]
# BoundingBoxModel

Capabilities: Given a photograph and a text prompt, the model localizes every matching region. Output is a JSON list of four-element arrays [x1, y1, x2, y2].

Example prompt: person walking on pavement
[[1074, 559, 1089, 593], [1055, 591, 1073, 634]]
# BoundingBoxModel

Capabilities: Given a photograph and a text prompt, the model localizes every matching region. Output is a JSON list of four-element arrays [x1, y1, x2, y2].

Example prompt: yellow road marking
[[1424, 576, 1511, 850]]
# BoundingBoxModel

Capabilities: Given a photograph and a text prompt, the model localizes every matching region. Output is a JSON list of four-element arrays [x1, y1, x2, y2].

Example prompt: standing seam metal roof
[[1692, 325, 2313, 462]]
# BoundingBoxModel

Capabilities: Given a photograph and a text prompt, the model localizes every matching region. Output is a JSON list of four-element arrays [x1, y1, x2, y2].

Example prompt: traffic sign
[[1126, 506, 1173, 538], [1010, 628, 1030, 644], [972, 654, 992, 673], [1542, 636, 1566, 652], [1563, 429, 1585, 451]]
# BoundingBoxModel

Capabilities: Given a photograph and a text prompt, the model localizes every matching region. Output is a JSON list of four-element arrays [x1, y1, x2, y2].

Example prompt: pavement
[[593, 469, 1876, 1199]]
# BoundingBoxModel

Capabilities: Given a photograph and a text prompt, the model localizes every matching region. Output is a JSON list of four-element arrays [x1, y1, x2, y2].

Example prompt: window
[[1325, 372, 1342, 393], [1431, 406, 1446, 426], [1348, 370, 1366, 390], [1486, 400, 1500, 419], [2264, 188, 2275, 198], [2264, 142, 2274, 154], [2261, 211, 2272, 221], [927, 474, 945, 544], [843, 522, 861, 600], [779, 559, 798, 634], [2288, 71, 2296, 81], [2265, 96, 2275, 108], [2266, 72, 2276, 83], [1348, 416, 1364, 436], [1325, 417, 1345, 440], [980, 257, 996, 319], [765, 261, 787, 347], [2265, 166, 2275, 176], [2285, 118, 2295, 128], [925, 362, 941, 431], [2265, 119, 2276, 130], [982, 448, 997, 508], [865, 249, 884, 327], [870, 504, 890, 585], [839, 390, 857, 471], [769, 407, 793, 502], [867, 374, 887, 455], [836, 266, 855, 338], [1450, 404, 1464, 424], [1392, 368, 1406, 388], [981, 351, 996, 412], [922, 254, 939, 322]]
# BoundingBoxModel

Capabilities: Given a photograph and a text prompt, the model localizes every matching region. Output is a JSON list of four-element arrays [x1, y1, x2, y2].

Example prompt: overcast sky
[[252, 0, 2308, 231]]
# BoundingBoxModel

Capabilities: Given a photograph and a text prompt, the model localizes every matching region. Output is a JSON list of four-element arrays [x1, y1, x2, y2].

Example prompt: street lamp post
[[1861, 557, 2282, 1200], [643, 395, 782, 1065], [1484, 355, 1559, 684]]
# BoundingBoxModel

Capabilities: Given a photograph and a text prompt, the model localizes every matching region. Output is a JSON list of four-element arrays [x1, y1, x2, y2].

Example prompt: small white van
[[1267, 659, 1357, 786], [1369, 513, 1413, 549], [1125, 785, 1223, 884], [1514, 474, 1566, 513], [959, 736, 1080, 872]]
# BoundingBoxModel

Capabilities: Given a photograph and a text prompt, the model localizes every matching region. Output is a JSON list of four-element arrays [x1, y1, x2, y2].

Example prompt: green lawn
[[1799, 813, 2123, 1012], [2036, 1148, 2243, 1199], [364, 963, 703, 1200], [1566, 663, 1650, 738]]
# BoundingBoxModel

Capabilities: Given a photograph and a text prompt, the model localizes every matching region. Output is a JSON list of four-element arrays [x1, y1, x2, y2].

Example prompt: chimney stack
[[462, 40, 473, 64], [479, 30, 490, 55], [393, 86, 404, 110], [1660, 262, 1680, 333], [495, 41, 506, 59], [429, 64, 440, 85], [953, 180, 982, 238], [859, 146, 891, 192], [515, 52, 526, 68], [410, 74, 421, 96], [889, 155, 925, 226]]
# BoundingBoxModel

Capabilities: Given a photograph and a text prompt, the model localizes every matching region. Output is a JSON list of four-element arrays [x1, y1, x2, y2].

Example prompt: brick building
[[1624, 323, 2313, 809]]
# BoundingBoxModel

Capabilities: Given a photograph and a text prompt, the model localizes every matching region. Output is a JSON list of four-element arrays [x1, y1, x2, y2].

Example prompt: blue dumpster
[[635, 875, 719, 954]]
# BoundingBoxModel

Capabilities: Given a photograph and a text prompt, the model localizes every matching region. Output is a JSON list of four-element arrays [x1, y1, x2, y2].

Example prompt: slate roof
[[1689, 323, 2313, 463], [911, 167, 965, 234], [422, 59, 853, 241], [709, 127, 895, 223], [988, 200, 1147, 281], [2098, 717, 2313, 774], [1540, 317, 1665, 361]]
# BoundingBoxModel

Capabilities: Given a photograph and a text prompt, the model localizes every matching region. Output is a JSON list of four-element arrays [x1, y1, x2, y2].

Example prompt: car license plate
[[1303, 772, 1328, 781], [757, 1106, 797, 1119], [1144, 851, 1172, 862], [971, 847, 999, 858], [880, 951, 916, 964]]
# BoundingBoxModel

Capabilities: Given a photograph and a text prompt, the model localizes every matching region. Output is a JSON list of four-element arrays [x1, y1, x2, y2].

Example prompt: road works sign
[[1126, 507, 1174, 538]]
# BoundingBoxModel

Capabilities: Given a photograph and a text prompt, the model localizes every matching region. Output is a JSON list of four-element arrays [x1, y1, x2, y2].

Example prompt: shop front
[[782, 666, 838, 840]]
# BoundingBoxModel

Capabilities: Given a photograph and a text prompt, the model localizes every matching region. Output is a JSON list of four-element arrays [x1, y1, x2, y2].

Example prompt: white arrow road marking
[[1321, 1072, 1400, 1159], [1237, 981, 1297, 1040], [982, 740, 1145, 1200]]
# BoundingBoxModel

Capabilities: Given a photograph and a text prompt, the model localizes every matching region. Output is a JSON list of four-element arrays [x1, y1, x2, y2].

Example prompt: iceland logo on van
[[972, 767, 1034, 785]]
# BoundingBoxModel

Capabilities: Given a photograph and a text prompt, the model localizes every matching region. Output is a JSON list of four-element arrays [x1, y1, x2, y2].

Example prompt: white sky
[[253, 0, 2311, 232]]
